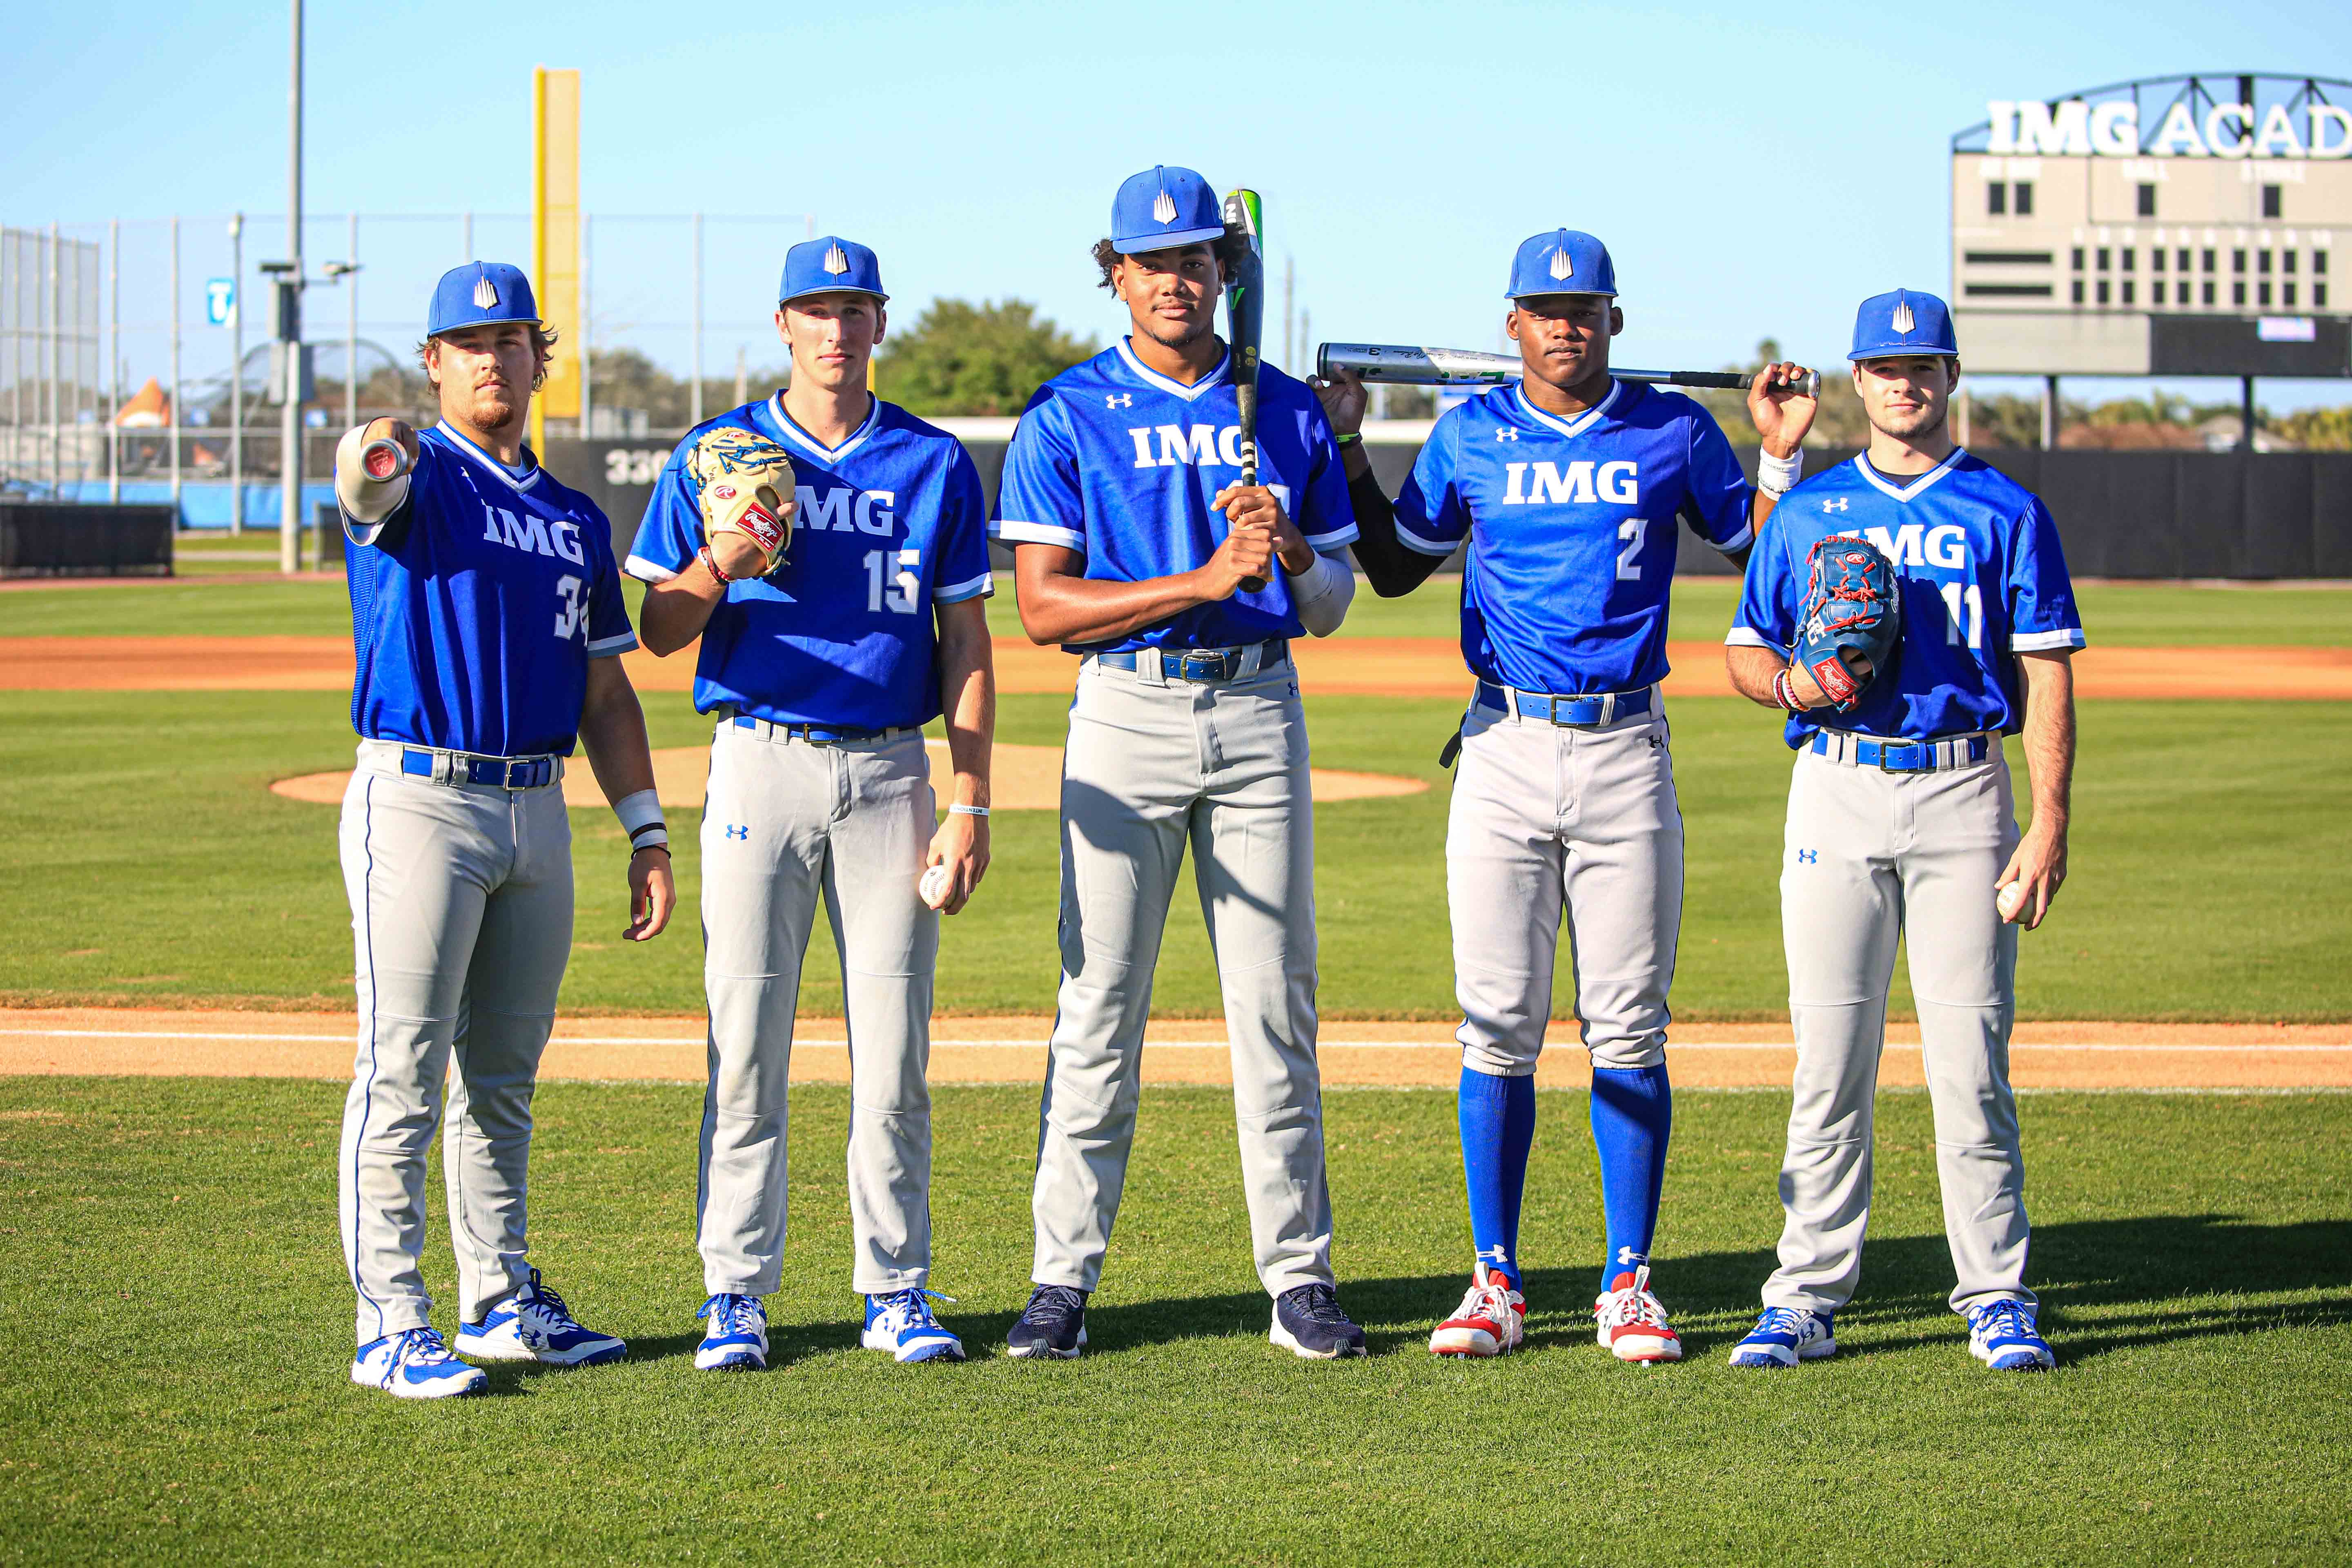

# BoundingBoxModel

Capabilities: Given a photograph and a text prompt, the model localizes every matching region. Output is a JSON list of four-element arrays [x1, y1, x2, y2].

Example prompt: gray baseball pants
[[336, 740, 573, 1346], [1763, 738, 2033, 1317], [1031, 653, 1334, 1297], [696, 717, 940, 1298], [1448, 698, 1682, 1075]]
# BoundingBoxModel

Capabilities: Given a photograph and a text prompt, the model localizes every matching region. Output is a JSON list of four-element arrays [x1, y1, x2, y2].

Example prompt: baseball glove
[[1794, 534, 1900, 710], [687, 425, 797, 577]]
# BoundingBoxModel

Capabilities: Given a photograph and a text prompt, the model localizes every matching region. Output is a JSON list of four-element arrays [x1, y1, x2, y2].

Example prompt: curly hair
[[414, 324, 561, 394], [1091, 232, 1250, 291]]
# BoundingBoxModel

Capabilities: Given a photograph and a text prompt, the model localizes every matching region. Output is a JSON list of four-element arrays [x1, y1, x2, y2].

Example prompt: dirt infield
[[3, 1008, 2345, 1090], [6, 635, 2349, 701]]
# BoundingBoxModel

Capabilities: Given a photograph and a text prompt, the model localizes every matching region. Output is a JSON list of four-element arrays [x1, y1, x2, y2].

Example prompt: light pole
[[278, 0, 305, 574], [229, 214, 244, 534], [325, 253, 360, 433]]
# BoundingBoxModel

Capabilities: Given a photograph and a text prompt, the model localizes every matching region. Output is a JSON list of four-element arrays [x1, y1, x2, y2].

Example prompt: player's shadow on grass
[[1050, 1214, 2351, 1360]]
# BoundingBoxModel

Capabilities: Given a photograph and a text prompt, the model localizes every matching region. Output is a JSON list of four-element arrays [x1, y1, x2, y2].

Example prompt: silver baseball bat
[[1318, 342, 1820, 401]]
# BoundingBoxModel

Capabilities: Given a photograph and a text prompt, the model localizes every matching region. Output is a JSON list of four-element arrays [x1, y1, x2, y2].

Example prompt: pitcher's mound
[[269, 740, 1429, 812]]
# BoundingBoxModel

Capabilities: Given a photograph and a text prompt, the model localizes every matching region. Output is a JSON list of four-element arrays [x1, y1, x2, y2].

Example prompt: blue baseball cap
[[1506, 229, 1616, 300], [780, 236, 887, 305], [426, 262, 539, 336], [1850, 288, 1958, 360], [1110, 165, 1225, 254]]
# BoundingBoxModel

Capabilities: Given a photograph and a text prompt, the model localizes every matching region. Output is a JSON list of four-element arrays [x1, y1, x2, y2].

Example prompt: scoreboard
[[1950, 74, 2352, 378]]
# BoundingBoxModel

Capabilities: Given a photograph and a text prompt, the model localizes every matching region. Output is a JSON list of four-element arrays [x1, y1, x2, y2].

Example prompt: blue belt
[[1811, 731, 1991, 773], [731, 715, 908, 746], [399, 748, 558, 790], [1474, 680, 1653, 727], [1091, 641, 1289, 684]]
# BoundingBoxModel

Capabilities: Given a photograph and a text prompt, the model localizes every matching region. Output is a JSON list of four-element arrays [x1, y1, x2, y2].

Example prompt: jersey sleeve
[[1678, 407, 1755, 554], [1726, 508, 1801, 653], [1293, 397, 1359, 551], [1389, 412, 1471, 557], [2007, 494, 2087, 652], [584, 507, 639, 658], [623, 435, 705, 583], [992, 390, 1086, 553], [933, 445, 995, 604]]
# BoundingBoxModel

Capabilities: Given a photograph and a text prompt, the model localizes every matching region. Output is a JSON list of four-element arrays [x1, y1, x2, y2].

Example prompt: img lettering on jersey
[[1499, 460, 1641, 506], [479, 503, 589, 564], [1858, 522, 1970, 570], [794, 486, 899, 536]]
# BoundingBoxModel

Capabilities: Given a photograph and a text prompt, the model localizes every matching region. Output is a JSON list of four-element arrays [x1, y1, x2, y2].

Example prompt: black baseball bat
[[1223, 188, 1268, 592], [1317, 342, 1820, 401]]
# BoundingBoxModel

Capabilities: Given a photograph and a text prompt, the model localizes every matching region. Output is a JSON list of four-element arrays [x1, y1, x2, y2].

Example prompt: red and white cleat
[[1428, 1267, 1526, 1358], [1594, 1264, 1682, 1363]]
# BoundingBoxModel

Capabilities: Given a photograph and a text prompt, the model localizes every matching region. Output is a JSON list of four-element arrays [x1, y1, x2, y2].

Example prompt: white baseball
[[1996, 883, 2028, 922], [920, 864, 954, 911]]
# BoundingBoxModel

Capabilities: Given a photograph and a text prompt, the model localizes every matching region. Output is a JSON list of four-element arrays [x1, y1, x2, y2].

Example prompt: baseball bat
[[1222, 187, 1269, 592], [1317, 342, 1820, 401]]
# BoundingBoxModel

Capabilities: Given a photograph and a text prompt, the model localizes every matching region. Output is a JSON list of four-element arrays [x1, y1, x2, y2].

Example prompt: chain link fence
[[0, 210, 812, 527]]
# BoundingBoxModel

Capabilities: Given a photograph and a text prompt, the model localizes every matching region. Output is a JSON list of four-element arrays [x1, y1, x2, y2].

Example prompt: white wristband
[[1756, 447, 1804, 497], [949, 803, 990, 817], [613, 788, 668, 851]]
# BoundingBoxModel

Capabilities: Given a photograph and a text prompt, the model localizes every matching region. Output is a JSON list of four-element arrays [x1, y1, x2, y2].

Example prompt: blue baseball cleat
[[863, 1288, 966, 1363], [695, 1293, 769, 1372], [1728, 1306, 1838, 1368], [1270, 1283, 1368, 1359], [454, 1267, 626, 1367], [1007, 1284, 1089, 1359], [351, 1327, 488, 1399], [1966, 1299, 2055, 1371]]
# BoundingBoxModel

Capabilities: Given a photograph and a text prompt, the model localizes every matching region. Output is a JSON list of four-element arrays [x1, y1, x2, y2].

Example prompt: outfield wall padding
[[541, 438, 2352, 583], [0, 503, 175, 577]]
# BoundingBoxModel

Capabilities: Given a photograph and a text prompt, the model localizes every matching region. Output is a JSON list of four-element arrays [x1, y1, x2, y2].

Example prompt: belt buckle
[[1876, 741, 1919, 773]]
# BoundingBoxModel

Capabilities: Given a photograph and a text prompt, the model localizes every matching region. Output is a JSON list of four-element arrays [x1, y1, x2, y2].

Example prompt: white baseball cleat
[[1967, 1298, 2056, 1371], [695, 1293, 769, 1372], [1728, 1306, 1838, 1368], [862, 1288, 967, 1364], [1428, 1267, 1526, 1358], [1594, 1264, 1683, 1363], [351, 1327, 488, 1399], [454, 1267, 626, 1367]]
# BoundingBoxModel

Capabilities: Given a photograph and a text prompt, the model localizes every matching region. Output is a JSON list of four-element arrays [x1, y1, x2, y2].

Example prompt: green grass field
[[0, 687, 2346, 1020], [2, 1076, 2345, 1563], [6, 572, 2348, 645]]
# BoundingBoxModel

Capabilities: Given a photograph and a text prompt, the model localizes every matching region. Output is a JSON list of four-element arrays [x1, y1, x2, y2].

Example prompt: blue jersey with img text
[[1392, 379, 1753, 695], [343, 423, 637, 757], [625, 394, 994, 729], [1728, 448, 2086, 743], [992, 340, 1356, 654]]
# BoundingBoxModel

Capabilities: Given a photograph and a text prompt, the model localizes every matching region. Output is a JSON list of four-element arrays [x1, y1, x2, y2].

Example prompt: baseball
[[920, 864, 954, 911], [1997, 882, 2029, 922]]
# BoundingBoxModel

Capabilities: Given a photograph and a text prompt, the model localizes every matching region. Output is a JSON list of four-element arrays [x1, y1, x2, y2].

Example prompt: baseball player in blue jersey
[[993, 165, 1366, 1359], [1330, 230, 1816, 1361], [628, 238, 997, 1369], [1722, 290, 2079, 1372], [332, 262, 675, 1399]]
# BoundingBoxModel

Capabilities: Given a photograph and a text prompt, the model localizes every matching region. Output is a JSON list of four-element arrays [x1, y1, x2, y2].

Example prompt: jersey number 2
[[863, 548, 920, 615], [553, 574, 586, 641], [1616, 518, 1646, 580]]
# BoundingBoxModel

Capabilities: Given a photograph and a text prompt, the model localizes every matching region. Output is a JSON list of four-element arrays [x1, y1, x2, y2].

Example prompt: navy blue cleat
[[1270, 1283, 1368, 1359], [1007, 1284, 1089, 1359]]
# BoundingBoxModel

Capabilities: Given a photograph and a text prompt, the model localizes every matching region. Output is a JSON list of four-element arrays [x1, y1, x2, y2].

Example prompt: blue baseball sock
[[1589, 1064, 1672, 1290], [1459, 1067, 1537, 1283]]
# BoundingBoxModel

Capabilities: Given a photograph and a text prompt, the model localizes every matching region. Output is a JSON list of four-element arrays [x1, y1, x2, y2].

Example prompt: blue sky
[[5, 0, 2348, 409]]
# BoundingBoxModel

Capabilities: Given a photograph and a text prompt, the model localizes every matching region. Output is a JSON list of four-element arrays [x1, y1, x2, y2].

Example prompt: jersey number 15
[[863, 548, 921, 616]]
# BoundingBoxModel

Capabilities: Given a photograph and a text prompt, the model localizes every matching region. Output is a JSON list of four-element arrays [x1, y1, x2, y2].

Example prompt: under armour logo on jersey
[[1891, 299, 1917, 334], [1106, 393, 1133, 409], [472, 273, 498, 310], [723, 824, 750, 841], [1549, 246, 1574, 281], [1616, 1246, 1646, 1267], [822, 244, 850, 276], [1797, 849, 1818, 864], [1822, 497, 1849, 512], [1494, 427, 1519, 441]]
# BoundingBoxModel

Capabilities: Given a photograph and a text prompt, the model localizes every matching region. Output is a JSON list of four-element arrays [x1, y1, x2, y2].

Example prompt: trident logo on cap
[[1550, 248, 1574, 281], [1891, 298, 1916, 334], [472, 272, 498, 310], [823, 244, 850, 276], [1153, 189, 1178, 225]]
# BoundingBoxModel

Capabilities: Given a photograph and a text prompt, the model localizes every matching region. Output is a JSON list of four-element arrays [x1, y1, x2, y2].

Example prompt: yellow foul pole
[[530, 67, 582, 456]]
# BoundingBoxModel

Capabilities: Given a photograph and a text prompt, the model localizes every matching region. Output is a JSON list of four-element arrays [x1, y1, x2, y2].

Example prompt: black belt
[[1091, 641, 1288, 684], [1473, 680, 1653, 727]]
